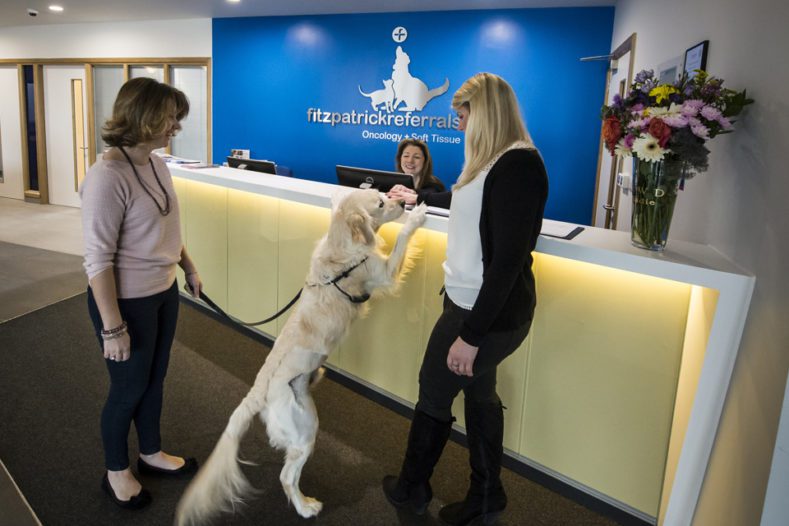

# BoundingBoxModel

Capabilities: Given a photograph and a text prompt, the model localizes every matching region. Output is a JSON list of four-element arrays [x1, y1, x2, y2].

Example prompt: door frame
[[0, 57, 211, 204], [591, 33, 637, 227]]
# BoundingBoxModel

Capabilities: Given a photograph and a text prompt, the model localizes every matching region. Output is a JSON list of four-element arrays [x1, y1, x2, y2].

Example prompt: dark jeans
[[417, 295, 531, 422], [87, 280, 179, 471]]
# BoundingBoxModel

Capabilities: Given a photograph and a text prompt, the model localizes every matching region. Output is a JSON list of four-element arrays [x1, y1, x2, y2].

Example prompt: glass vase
[[630, 158, 685, 251]]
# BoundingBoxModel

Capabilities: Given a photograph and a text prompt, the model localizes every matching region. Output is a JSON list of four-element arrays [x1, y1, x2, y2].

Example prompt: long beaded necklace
[[118, 146, 171, 216]]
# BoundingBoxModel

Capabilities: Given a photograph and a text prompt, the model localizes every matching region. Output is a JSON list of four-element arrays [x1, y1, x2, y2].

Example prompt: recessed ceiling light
[[227, 0, 241, 3], [49, 5, 64, 12]]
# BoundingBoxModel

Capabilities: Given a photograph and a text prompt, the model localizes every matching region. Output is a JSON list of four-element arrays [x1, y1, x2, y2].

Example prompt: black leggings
[[87, 281, 179, 471], [416, 295, 531, 422]]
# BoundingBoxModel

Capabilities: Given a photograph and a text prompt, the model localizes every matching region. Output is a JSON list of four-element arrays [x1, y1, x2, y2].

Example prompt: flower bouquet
[[601, 69, 752, 250]]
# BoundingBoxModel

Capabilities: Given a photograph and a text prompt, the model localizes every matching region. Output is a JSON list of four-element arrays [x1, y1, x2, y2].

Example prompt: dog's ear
[[347, 212, 375, 245], [330, 188, 352, 214]]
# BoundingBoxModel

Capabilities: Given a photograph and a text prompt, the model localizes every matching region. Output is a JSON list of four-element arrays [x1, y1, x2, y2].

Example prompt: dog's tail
[[427, 78, 450, 101], [174, 391, 264, 526]]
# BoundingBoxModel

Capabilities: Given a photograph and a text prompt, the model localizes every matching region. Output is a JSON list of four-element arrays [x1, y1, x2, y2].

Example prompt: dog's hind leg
[[280, 441, 322, 518]]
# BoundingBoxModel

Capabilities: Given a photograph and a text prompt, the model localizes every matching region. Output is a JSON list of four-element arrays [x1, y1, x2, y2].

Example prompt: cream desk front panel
[[170, 165, 754, 525]]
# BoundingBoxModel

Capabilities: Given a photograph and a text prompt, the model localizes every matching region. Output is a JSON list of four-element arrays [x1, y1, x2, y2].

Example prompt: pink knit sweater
[[80, 155, 182, 299]]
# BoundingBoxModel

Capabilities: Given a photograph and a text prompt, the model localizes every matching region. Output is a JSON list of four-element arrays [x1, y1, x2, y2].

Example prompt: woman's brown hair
[[102, 77, 189, 147], [394, 138, 443, 190]]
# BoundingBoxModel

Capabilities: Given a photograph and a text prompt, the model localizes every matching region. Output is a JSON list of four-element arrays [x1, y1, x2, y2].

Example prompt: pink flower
[[718, 116, 733, 130], [691, 123, 710, 139], [629, 117, 651, 130], [701, 105, 723, 121], [663, 114, 689, 128], [683, 99, 704, 111]]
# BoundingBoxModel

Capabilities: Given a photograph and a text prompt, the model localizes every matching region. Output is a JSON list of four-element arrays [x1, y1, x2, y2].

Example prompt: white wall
[[0, 18, 211, 58], [0, 66, 24, 199], [611, 0, 789, 524]]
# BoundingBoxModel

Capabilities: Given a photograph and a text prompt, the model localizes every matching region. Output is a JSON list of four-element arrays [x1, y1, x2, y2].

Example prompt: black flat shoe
[[101, 473, 151, 510], [137, 456, 198, 478]]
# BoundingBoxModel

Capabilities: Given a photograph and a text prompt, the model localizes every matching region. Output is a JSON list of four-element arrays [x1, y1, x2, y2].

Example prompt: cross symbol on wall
[[392, 26, 408, 43]]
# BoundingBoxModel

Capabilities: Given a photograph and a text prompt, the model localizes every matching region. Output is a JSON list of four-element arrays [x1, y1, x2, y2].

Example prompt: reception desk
[[169, 165, 754, 525]]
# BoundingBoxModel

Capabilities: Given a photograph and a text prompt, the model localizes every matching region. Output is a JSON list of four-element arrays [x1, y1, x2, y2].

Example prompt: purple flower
[[612, 93, 624, 109], [624, 134, 636, 148], [701, 105, 722, 121], [718, 116, 733, 130], [631, 103, 645, 112], [634, 70, 654, 84]]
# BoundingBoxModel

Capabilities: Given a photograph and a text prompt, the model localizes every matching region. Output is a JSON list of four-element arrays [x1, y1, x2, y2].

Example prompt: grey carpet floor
[[0, 241, 86, 322], [0, 292, 622, 526]]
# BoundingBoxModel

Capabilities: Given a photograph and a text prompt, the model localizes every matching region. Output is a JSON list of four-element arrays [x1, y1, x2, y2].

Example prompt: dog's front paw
[[407, 203, 428, 228], [296, 497, 323, 517]]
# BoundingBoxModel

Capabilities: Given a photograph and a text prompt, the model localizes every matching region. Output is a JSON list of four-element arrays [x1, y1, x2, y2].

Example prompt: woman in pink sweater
[[80, 77, 202, 509]]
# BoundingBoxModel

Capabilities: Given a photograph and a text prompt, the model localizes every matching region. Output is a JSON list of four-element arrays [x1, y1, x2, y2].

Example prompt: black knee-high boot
[[439, 399, 507, 526], [382, 410, 452, 515]]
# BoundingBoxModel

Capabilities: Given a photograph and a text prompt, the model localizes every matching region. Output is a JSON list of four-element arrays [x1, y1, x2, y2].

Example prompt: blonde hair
[[102, 77, 189, 147], [452, 73, 534, 189]]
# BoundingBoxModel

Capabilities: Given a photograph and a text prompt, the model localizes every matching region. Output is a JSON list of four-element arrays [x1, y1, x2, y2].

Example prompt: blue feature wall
[[212, 8, 613, 224]]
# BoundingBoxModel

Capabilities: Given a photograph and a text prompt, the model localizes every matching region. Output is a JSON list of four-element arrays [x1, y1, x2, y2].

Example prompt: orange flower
[[602, 116, 622, 154]]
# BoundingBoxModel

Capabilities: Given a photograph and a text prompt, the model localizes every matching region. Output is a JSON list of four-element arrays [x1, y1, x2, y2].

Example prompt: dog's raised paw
[[296, 497, 323, 517], [408, 203, 428, 227]]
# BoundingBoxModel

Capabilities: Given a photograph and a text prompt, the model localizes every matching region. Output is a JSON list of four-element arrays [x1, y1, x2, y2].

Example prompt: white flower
[[632, 134, 669, 162], [649, 103, 683, 118], [614, 139, 632, 157]]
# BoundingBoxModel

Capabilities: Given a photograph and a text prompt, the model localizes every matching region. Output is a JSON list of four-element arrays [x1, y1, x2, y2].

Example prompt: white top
[[80, 155, 182, 298], [443, 141, 534, 309], [443, 167, 487, 309]]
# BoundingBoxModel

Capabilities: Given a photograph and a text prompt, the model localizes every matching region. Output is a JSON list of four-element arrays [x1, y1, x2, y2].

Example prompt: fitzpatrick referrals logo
[[307, 28, 460, 143]]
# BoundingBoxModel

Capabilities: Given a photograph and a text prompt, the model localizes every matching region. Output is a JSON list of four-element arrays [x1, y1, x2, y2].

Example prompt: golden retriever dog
[[175, 190, 427, 525]]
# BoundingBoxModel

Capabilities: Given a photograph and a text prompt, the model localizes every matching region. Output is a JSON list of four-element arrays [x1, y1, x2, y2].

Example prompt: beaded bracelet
[[101, 321, 127, 338], [102, 328, 128, 341]]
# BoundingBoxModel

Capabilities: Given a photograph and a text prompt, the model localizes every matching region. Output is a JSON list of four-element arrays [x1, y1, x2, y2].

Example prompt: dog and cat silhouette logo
[[358, 45, 450, 113]]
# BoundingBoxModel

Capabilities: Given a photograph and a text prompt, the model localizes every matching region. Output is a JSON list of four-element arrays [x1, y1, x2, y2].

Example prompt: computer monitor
[[227, 156, 277, 174], [335, 165, 415, 192]]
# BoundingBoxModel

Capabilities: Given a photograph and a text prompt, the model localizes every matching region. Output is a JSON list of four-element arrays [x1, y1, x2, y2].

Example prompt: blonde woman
[[81, 77, 202, 509], [387, 138, 445, 205], [382, 73, 549, 526]]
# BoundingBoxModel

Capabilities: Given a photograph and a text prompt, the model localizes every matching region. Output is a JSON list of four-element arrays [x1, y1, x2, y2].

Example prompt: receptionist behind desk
[[386, 138, 445, 205]]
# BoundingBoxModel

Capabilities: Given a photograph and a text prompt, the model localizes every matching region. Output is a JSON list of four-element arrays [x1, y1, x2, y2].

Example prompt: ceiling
[[0, 0, 614, 28]]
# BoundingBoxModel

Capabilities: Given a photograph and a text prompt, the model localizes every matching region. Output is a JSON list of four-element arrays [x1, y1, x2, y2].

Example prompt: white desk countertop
[[170, 164, 753, 286]]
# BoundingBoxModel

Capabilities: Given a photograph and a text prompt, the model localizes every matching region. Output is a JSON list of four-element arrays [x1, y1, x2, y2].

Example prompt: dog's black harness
[[187, 256, 371, 328], [305, 256, 371, 304]]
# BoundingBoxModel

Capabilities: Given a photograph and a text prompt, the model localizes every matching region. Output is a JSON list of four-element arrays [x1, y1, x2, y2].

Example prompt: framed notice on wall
[[684, 40, 709, 79]]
